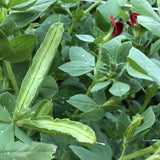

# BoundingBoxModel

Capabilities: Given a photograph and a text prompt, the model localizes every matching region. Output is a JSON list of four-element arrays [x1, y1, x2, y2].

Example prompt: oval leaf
[[0, 141, 56, 160], [59, 61, 93, 76], [109, 81, 130, 97], [69, 46, 95, 66], [91, 80, 111, 93], [128, 47, 160, 86], [67, 94, 99, 112], [76, 34, 95, 42]]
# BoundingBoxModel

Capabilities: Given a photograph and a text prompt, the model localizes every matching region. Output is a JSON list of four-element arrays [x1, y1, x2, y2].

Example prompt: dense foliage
[[0, 0, 160, 159]]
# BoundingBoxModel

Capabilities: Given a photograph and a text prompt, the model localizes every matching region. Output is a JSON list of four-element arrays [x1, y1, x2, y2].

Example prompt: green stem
[[79, 106, 102, 118], [62, 0, 103, 47], [119, 142, 128, 160], [122, 141, 160, 160], [139, 98, 150, 114], [68, 20, 77, 34], [86, 81, 95, 96], [95, 43, 102, 80], [71, 108, 80, 120], [83, 0, 103, 16], [61, 19, 77, 46], [5, 61, 19, 95]]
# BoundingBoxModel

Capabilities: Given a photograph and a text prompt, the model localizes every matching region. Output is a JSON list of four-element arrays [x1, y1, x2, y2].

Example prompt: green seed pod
[[33, 100, 53, 118], [124, 114, 143, 145], [14, 23, 64, 119]]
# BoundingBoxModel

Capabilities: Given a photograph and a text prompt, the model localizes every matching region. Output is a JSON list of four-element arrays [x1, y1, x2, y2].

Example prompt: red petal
[[110, 15, 124, 37], [110, 15, 116, 28], [112, 22, 124, 37], [129, 13, 140, 27]]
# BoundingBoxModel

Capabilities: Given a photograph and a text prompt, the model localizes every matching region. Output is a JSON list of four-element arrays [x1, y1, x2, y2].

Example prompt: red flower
[[110, 15, 124, 37], [128, 13, 140, 27]]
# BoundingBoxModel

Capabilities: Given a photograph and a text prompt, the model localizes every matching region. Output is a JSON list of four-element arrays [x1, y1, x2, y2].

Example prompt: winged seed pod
[[124, 114, 143, 145], [146, 145, 160, 160], [32, 100, 53, 119], [14, 23, 64, 120], [21, 117, 97, 145]]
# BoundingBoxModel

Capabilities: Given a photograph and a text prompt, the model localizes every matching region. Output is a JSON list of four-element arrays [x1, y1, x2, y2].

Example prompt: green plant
[[1, 0, 160, 159]]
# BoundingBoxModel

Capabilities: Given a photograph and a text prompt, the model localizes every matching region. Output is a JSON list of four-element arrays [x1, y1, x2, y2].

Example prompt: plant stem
[[5, 61, 19, 95], [83, 0, 103, 16], [119, 143, 128, 160], [94, 43, 102, 80], [72, 108, 80, 120], [86, 81, 95, 96], [62, 0, 103, 46], [61, 19, 77, 46], [122, 141, 160, 160], [139, 98, 150, 114]]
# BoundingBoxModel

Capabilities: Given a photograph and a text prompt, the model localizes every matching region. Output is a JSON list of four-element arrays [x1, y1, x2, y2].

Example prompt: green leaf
[[75, 34, 95, 43], [81, 110, 105, 122], [8, 0, 56, 28], [22, 117, 96, 144], [10, 34, 37, 63], [0, 31, 36, 62], [0, 18, 17, 36], [0, 105, 12, 123], [109, 81, 130, 97], [60, 0, 77, 3], [128, 47, 160, 86], [101, 38, 121, 64], [0, 92, 16, 117], [117, 72, 141, 94], [91, 80, 111, 93], [93, 90, 106, 105], [0, 0, 10, 8], [96, 0, 122, 31], [117, 0, 127, 6], [32, 100, 53, 118], [0, 123, 14, 149], [131, 0, 160, 21], [69, 46, 95, 66], [59, 47, 95, 76], [59, 61, 93, 76], [70, 145, 100, 160], [88, 123, 112, 160], [0, 141, 56, 160], [150, 39, 160, 57], [116, 41, 132, 63], [0, 29, 15, 61], [103, 105, 124, 112], [145, 83, 158, 100], [39, 76, 58, 99], [127, 66, 154, 82], [137, 16, 160, 37], [94, 37, 104, 44], [15, 23, 64, 116], [93, 27, 105, 38], [9, 0, 31, 7], [41, 134, 73, 159], [15, 127, 32, 145], [134, 107, 155, 136], [116, 112, 130, 137], [10, 0, 37, 11], [67, 94, 99, 112]]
